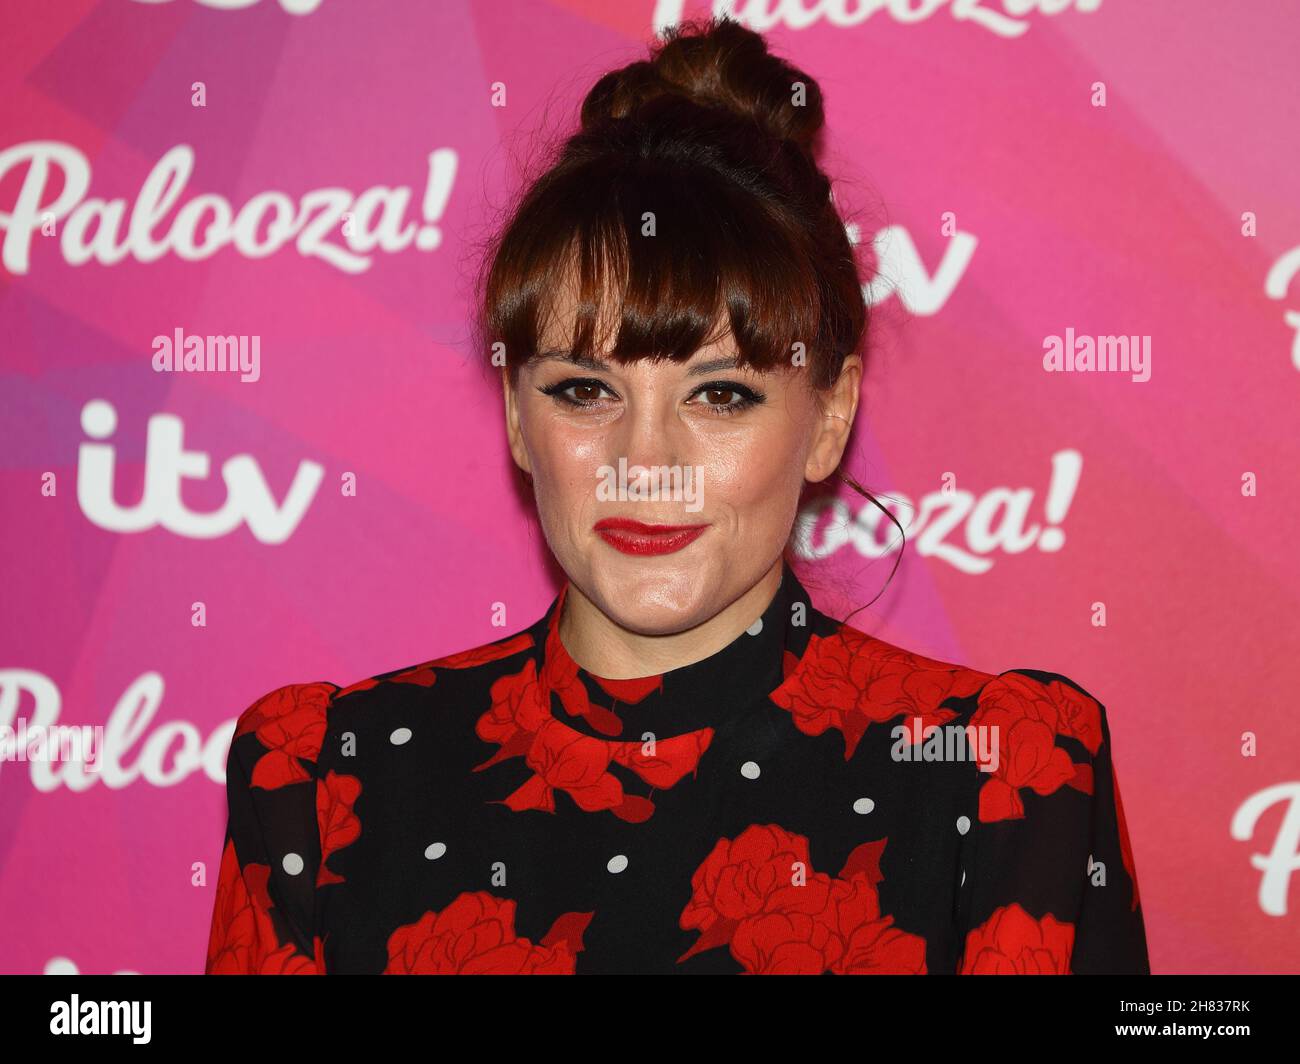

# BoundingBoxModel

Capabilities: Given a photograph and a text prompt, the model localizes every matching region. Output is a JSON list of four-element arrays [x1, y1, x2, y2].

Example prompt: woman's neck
[[556, 558, 785, 680]]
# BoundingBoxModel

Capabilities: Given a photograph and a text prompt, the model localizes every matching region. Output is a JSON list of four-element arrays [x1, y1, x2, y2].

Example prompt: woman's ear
[[804, 354, 862, 484], [501, 369, 532, 477]]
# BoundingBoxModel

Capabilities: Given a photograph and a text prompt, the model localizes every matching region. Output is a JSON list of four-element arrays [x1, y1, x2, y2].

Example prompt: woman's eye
[[538, 377, 764, 415], [566, 382, 605, 403], [688, 382, 763, 415], [539, 378, 615, 407]]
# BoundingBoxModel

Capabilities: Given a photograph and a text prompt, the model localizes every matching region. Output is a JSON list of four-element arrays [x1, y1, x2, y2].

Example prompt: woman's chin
[[585, 566, 722, 636]]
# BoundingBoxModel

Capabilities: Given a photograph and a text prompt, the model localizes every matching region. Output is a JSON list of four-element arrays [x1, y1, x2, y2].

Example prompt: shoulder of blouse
[[973, 666, 1110, 729], [228, 679, 339, 781], [956, 665, 1120, 808], [319, 626, 541, 714], [806, 614, 1003, 699], [823, 613, 1110, 735], [952, 668, 1148, 973], [227, 624, 537, 743], [801, 618, 1119, 770]]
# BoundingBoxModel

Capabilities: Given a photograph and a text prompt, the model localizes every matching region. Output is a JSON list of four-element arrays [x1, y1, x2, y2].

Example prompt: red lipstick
[[593, 517, 708, 556]]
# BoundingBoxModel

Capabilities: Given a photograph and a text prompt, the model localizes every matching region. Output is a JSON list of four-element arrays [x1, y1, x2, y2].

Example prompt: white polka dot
[[390, 727, 412, 745], [607, 854, 628, 874], [424, 842, 446, 860], [853, 797, 875, 815], [282, 853, 304, 876], [956, 815, 971, 835], [741, 761, 761, 779], [960, 869, 966, 887], [746, 617, 763, 636]]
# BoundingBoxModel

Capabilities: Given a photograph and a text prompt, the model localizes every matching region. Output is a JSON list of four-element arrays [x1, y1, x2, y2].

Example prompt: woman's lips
[[593, 518, 709, 556]]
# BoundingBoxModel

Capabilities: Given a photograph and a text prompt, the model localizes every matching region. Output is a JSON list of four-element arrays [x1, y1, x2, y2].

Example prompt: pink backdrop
[[2, 0, 1297, 975]]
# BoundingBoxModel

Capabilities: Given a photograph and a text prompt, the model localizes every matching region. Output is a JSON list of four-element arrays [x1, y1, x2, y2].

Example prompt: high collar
[[526, 559, 817, 741]]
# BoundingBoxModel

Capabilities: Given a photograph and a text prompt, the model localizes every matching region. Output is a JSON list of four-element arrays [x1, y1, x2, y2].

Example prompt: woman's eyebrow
[[687, 356, 747, 376], [535, 350, 610, 371], [534, 351, 748, 376]]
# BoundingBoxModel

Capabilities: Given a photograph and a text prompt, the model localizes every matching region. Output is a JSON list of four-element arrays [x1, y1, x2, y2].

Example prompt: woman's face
[[503, 289, 861, 637]]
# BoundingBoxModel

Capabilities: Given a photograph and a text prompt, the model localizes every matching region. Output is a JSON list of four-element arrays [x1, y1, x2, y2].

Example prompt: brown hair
[[477, 15, 865, 390], [476, 15, 904, 619]]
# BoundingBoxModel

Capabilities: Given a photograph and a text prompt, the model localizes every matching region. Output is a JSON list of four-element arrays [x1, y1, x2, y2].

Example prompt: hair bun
[[579, 16, 825, 156]]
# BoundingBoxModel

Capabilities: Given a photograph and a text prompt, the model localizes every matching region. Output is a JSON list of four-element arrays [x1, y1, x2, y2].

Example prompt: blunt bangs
[[484, 154, 833, 383]]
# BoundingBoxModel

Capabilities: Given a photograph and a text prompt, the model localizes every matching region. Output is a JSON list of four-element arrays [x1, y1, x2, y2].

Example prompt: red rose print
[[541, 621, 625, 736], [234, 682, 335, 790], [316, 770, 363, 887], [475, 658, 552, 763], [730, 906, 840, 974], [1112, 765, 1141, 911], [611, 729, 713, 791], [960, 902, 1074, 974], [258, 939, 323, 975], [592, 672, 664, 705], [206, 838, 321, 975], [430, 632, 535, 671], [968, 672, 1100, 822], [498, 717, 632, 817], [771, 625, 986, 759], [838, 837, 886, 887], [823, 873, 928, 974], [679, 824, 927, 974], [538, 584, 670, 734], [680, 824, 814, 950], [336, 632, 536, 696], [489, 717, 711, 823], [475, 660, 711, 822], [391, 631, 538, 689], [336, 677, 381, 697], [1045, 677, 1104, 754], [383, 892, 592, 974]]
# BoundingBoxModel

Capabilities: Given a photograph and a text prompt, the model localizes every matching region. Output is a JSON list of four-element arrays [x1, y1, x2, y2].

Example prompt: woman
[[206, 16, 1149, 975]]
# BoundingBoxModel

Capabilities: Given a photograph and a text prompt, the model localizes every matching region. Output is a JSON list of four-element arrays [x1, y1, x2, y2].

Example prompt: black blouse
[[206, 560, 1150, 974]]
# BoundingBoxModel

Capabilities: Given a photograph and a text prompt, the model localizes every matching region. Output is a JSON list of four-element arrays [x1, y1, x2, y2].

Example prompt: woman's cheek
[[529, 421, 590, 487], [714, 430, 799, 503], [545, 446, 604, 547]]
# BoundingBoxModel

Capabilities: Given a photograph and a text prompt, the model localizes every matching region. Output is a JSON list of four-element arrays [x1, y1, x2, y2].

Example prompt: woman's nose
[[611, 396, 686, 473]]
